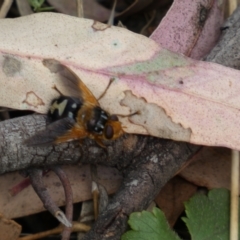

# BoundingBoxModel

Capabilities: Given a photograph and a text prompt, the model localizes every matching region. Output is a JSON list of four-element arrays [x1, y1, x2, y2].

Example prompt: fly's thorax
[[86, 107, 123, 140], [48, 96, 82, 122], [86, 106, 108, 134]]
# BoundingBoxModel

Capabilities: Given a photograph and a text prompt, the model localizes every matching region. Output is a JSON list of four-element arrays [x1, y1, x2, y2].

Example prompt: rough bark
[[0, 115, 146, 174], [204, 5, 240, 68], [83, 140, 199, 240]]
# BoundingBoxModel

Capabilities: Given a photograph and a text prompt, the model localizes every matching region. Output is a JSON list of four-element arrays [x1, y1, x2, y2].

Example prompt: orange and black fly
[[26, 59, 123, 147]]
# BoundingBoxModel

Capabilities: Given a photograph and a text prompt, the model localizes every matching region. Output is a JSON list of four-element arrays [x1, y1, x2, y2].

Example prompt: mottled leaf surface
[[150, 0, 224, 59], [0, 13, 240, 150]]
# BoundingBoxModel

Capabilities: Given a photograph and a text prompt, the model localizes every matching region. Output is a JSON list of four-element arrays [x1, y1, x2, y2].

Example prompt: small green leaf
[[182, 188, 235, 240], [121, 207, 181, 240], [28, 0, 53, 12], [28, 0, 43, 9]]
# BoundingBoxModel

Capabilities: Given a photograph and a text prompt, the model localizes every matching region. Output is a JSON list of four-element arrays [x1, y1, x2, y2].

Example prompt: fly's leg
[[97, 78, 115, 101], [52, 85, 64, 96]]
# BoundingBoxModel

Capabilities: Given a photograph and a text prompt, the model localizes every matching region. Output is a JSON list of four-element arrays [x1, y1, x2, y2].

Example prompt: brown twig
[[0, 0, 13, 18], [51, 166, 73, 240], [76, 0, 84, 18], [28, 168, 72, 228]]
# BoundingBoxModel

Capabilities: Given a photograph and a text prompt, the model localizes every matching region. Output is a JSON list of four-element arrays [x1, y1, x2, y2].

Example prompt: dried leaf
[[150, 0, 224, 59], [180, 147, 232, 190], [1, 13, 240, 150], [0, 213, 21, 240], [155, 176, 197, 227], [0, 165, 122, 219]]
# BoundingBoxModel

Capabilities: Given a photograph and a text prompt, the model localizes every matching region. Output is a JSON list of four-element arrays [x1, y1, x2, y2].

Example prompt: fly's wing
[[25, 60, 97, 146], [25, 118, 88, 146], [43, 59, 99, 106]]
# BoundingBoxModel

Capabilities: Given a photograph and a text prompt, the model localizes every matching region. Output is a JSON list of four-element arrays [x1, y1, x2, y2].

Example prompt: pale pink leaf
[[150, 0, 224, 59], [0, 13, 158, 112], [0, 13, 240, 150]]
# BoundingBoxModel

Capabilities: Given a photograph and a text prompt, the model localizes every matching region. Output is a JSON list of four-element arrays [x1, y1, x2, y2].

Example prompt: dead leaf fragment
[[180, 147, 232, 190], [0, 165, 122, 219], [0, 213, 21, 240], [155, 176, 197, 227], [150, 0, 224, 59]]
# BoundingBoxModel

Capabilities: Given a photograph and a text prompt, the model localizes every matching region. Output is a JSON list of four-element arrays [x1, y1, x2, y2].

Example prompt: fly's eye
[[110, 115, 118, 121], [105, 125, 114, 139]]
